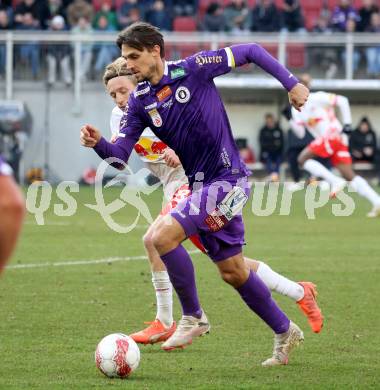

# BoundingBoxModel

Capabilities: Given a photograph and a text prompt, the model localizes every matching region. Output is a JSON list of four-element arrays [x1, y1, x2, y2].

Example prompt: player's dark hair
[[103, 57, 137, 86], [116, 22, 165, 58]]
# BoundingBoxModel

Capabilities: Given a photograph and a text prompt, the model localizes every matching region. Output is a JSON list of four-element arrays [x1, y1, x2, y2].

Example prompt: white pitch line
[[24, 221, 72, 226], [6, 250, 201, 270]]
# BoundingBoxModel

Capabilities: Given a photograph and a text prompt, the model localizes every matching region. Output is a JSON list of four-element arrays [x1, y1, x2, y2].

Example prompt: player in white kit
[[291, 74, 380, 218], [100, 59, 323, 344]]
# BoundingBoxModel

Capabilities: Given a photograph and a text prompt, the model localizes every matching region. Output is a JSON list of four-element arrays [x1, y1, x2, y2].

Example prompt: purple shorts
[[171, 177, 251, 261], [0, 156, 12, 176]]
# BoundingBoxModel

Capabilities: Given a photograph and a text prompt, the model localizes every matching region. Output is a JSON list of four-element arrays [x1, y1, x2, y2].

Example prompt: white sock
[[304, 159, 343, 186], [152, 271, 173, 328], [256, 261, 304, 302], [350, 175, 380, 207]]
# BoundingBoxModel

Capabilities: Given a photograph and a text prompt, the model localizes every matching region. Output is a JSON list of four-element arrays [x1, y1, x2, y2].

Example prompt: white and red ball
[[95, 333, 140, 378]]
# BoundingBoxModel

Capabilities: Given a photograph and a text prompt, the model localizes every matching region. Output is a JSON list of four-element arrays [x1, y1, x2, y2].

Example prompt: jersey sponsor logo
[[134, 86, 150, 97], [204, 211, 228, 232], [218, 187, 248, 221], [175, 86, 190, 103], [148, 108, 163, 127], [170, 67, 185, 79], [205, 187, 248, 232], [144, 102, 157, 110], [162, 98, 173, 110], [307, 117, 323, 127], [156, 86, 172, 101], [195, 55, 223, 66], [220, 147, 231, 168]]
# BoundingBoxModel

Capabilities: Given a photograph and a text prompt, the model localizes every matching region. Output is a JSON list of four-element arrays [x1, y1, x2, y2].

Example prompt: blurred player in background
[[82, 22, 311, 366], [0, 156, 25, 273], [102, 57, 323, 344], [291, 74, 380, 217]]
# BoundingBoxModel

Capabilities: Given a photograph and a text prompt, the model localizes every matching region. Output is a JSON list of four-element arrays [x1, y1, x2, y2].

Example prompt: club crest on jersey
[[148, 109, 163, 127], [175, 86, 190, 103], [156, 86, 172, 102]]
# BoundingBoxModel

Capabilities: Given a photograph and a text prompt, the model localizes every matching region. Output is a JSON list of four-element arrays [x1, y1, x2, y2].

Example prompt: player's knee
[[220, 268, 248, 288], [151, 227, 174, 254], [297, 154, 305, 167], [142, 230, 154, 251]]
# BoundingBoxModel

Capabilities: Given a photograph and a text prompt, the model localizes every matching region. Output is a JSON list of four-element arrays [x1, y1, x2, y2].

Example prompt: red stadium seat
[[262, 44, 278, 59], [287, 44, 306, 69], [173, 16, 197, 32], [198, 0, 213, 19]]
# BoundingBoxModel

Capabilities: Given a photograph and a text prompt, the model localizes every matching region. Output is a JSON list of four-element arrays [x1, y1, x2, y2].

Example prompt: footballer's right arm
[[80, 96, 145, 169]]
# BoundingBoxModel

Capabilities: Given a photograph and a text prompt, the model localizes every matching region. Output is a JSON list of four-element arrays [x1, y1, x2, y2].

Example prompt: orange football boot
[[130, 319, 176, 345], [297, 282, 324, 333]]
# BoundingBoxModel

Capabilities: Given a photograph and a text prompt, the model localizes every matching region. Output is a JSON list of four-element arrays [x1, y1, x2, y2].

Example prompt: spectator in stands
[[146, 0, 172, 31], [93, 0, 118, 30], [259, 113, 284, 182], [251, 0, 281, 32], [365, 12, 380, 77], [330, 0, 359, 32], [67, 0, 94, 28], [71, 16, 93, 81], [201, 2, 226, 32], [14, 0, 41, 28], [224, 0, 250, 34], [235, 138, 255, 165], [172, 0, 197, 17], [357, 0, 379, 32], [0, 0, 13, 21], [14, 11, 41, 78], [342, 17, 361, 74], [281, 0, 305, 33], [43, 0, 67, 26], [93, 15, 118, 75], [0, 10, 11, 77], [14, 0, 49, 29], [46, 15, 72, 86], [117, 0, 146, 28], [350, 117, 377, 162]]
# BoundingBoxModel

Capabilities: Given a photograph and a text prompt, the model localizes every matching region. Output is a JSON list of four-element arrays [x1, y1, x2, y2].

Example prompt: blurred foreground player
[[0, 156, 24, 273], [82, 22, 309, 366]]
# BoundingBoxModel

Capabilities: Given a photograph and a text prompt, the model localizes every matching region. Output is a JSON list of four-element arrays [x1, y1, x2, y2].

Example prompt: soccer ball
[[95, 333, 140, 378]]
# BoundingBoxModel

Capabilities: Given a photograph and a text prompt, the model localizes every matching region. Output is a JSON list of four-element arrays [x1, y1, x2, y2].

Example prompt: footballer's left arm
[[229, 44, 309, 110]]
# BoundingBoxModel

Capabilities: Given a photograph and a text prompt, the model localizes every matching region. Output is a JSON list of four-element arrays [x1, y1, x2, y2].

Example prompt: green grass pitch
[[0, 185, 379, 389]]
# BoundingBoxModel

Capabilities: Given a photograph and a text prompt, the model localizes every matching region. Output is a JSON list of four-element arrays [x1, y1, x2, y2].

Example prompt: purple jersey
[[94, 44, 298, 187]]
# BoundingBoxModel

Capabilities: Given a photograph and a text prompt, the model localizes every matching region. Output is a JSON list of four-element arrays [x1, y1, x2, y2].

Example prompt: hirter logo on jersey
[[148, 109, 163, 127], [195, 55, 223, 66], [156, 86, 172, 102]]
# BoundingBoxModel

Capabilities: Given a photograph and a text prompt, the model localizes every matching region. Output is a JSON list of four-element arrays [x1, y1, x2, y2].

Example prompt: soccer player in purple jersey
[[0, 156, 25, 274], [81, 22, 310, 366]]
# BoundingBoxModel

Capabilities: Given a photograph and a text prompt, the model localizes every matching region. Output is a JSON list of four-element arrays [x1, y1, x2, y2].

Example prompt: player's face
[[107, 76, 135, 109], [121, 44, 160, 83]]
